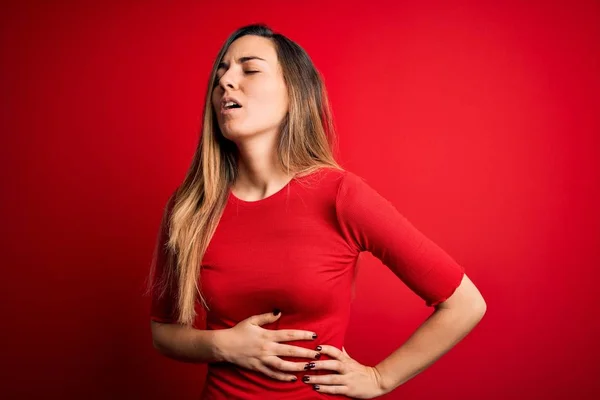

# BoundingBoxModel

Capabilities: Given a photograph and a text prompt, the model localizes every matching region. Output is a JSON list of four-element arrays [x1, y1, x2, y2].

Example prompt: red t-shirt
[[150, 168, 465, 399]]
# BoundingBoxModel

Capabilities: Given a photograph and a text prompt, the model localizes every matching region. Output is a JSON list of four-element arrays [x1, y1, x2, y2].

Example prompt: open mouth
[[223, 101, 242, 110]]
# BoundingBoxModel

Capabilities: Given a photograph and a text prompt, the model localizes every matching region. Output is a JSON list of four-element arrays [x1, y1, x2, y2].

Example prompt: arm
[[334, 171, 487, 395], [148, 194, 228, 364], [375, 273, 486, 393], [150, 320, 228, 363]]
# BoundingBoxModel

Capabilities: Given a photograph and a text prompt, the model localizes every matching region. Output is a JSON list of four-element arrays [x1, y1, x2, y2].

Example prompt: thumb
[[251, 309, 282, 326]]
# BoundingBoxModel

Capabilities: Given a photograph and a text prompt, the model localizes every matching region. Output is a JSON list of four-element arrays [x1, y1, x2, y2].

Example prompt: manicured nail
[[315, 345, 322, 351], [312, 333, 317, 339], [273, 308, 281, 316], [314, 353, 321, 359], [291, 377, 297, 382], [302, 376, 310, 382], [304, 362, 316, 370], [313, 385, 320, 391]]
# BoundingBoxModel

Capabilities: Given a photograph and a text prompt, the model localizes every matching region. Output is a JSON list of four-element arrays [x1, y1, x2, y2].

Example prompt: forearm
[[375, 304, 485, 393], [151, 321, 229, 363]]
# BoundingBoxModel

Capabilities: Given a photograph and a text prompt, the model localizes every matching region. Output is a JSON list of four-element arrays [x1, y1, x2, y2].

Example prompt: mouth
[[221, 99, 242, 113]]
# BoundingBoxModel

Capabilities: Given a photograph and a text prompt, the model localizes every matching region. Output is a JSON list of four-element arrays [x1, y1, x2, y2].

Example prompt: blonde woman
[[148, 23, 486, 399]]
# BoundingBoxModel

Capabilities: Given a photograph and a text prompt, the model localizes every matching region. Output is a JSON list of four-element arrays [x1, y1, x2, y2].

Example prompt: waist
[[201, 361, 350, 400]]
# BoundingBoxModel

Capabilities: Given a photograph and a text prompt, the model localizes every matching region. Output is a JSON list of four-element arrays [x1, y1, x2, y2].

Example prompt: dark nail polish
[[314, 353, 321, 359], [302, 376, 310, 382], [273, 308, 281, 316], [312, 333, 317, 339], [313, 385, 320, 391], [315, 345, 322, 351], [291, 377, 297, 382], [304, 362, 315, 370]]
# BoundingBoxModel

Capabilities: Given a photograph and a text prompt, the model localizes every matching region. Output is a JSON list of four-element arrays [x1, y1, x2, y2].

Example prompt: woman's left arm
[[304, 273, 486, 398], [312, 172, 487, 398], [374, 273, 486, 394]]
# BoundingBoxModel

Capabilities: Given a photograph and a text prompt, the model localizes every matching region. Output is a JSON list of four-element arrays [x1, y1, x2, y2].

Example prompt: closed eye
[[212, 70, 260, 88]]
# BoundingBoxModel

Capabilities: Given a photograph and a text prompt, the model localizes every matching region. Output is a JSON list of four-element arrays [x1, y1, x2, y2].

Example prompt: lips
[[221, 96, 242, 111]]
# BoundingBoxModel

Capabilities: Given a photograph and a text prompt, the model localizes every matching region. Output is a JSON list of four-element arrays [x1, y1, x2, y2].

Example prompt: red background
[[2, 1, 599, 399]]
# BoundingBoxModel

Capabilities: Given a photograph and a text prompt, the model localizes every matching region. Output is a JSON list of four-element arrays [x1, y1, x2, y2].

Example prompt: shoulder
[[331, 169, 373, 198], [296, 166, 366, 187], [296, 167, 376, 200]]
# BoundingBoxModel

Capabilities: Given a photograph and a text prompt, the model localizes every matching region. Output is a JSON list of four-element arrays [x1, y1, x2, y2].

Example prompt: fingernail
[[291, 377, 297, 382], [273, 308, 281, 316], [302, 376, 310, 382], [313, 385, 320, 391], [312, 333, 317, 339], [314, 353, 321, 359], [304, 362, 316, 370], [315, 345, 322, 351]]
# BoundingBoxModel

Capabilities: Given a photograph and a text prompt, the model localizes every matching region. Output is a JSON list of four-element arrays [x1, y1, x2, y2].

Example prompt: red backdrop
[[2, 1, 599, 399]]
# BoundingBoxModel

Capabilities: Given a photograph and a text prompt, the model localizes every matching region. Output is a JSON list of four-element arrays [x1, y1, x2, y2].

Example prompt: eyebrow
[[218, 56, 266, 69]]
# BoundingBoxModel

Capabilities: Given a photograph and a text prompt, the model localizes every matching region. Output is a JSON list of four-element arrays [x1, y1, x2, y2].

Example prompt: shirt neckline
[[228, 175, 297, 206]]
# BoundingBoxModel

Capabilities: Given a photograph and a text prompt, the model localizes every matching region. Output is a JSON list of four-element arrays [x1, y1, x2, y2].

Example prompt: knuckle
[[250, 360, 262, 371], [277, 373, 289, 381], [264, 370, 277, 379], [259, 342, 271, 355], [271, 359, 282, 369]]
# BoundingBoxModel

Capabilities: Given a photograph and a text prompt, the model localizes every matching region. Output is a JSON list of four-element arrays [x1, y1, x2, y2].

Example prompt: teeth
[[224, 101, 238, 108]]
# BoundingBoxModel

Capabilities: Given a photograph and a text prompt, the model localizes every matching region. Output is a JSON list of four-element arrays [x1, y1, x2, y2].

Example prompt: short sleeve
[[335, 171, 465, 307], [149, 194, 179, 323]]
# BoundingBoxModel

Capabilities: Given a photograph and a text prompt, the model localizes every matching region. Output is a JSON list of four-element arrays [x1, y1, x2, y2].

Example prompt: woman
[[148, 24, 486, 399]]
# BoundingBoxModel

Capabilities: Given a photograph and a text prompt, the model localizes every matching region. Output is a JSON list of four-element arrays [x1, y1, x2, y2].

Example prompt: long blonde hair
[[148, 24, 343, 326]]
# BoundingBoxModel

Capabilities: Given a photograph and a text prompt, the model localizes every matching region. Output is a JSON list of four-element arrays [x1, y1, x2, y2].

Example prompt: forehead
[[221, 35, 278, 65]]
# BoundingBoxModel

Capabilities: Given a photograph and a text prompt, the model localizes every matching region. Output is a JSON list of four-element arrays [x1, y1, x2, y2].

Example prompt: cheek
[[258, 83, 288, 114]]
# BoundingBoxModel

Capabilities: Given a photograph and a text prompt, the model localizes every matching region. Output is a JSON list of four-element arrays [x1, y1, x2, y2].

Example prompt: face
[[211, 35, 289, 141]]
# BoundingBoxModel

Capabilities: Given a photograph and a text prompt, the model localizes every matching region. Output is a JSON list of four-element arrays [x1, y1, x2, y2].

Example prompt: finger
[[304, 360, 345, 373], [271, 329, 317, 343], [311, 384, 347, 395], [254, 362, 297, 382], [263, 356, 312, 372], [250, 310, 282, 326], [301, 373, 345, 385], [271, 343, 321, 360], [315, 344, 347, 361]]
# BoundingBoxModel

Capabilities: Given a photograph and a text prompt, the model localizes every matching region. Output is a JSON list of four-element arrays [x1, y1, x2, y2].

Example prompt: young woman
[[148, 23, 486, 399]]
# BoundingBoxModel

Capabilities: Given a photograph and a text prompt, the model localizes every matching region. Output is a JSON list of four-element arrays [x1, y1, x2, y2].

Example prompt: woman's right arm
[[150, 320, 228, 363], [150, 311, 321, 381]]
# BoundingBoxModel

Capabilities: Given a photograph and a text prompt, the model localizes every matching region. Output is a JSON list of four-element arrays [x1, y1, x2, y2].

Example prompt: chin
[[220, 126, 252, 141]]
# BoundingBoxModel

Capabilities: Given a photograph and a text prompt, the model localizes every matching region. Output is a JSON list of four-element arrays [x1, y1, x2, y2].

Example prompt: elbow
[[438, 273, 486, 317], [476, 297, 487, 314], [472, 297, 487, 321], [436, 295, 486, 317], [151, 334, 165, 354], [150, 320, 169, 355]]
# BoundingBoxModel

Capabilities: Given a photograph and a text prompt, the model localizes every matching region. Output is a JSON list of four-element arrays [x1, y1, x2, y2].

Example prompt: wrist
[[210, 328, 232, 363], [373, 365, 391, 395]]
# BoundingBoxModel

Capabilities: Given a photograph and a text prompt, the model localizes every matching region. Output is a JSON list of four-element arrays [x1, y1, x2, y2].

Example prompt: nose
[[217, 70, 238, 91]]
